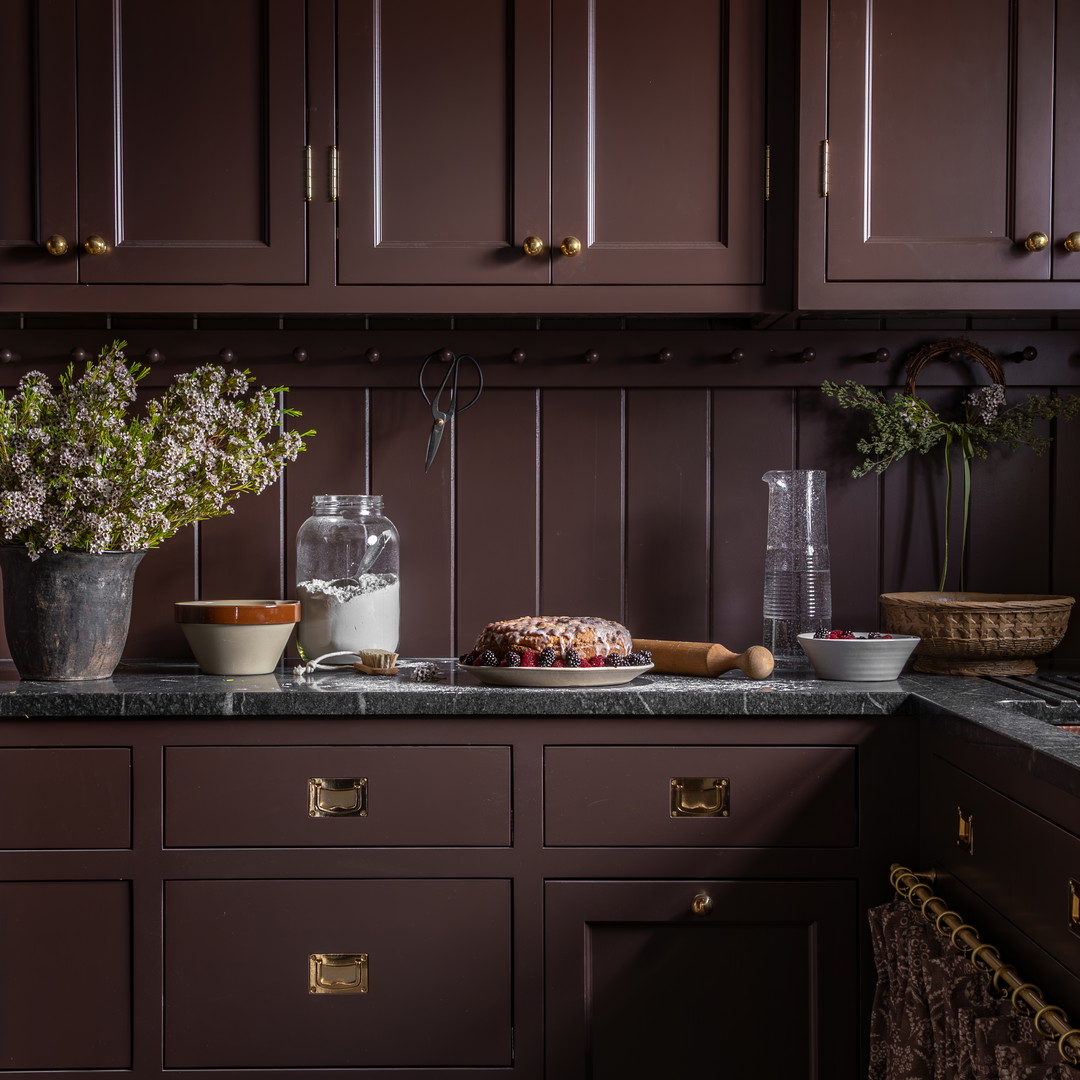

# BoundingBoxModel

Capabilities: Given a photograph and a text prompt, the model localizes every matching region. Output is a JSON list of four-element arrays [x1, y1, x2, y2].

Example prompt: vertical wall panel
[[456, 389, 539, 654], [371, 387, 453, 658], [627, 389, 709, 641], [1053, 411, 1080, 655], [540, 389, 624, 619], [711, 389, 793, 650], [198, 488, 282, 600], [128, 532, 196, 660]]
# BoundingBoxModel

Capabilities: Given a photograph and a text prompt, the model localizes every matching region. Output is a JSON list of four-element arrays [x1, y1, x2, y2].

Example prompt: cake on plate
[[461, 615, 649, 669]]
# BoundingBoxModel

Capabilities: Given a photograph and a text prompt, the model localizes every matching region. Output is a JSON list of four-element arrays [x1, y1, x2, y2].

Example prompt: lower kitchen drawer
[[0, 881, 131, 1069], [164, 745, 511, 846], [163, 878, 512, 1069], [544, 745, 857, 846], [922, 754, 1080, 972], [0, 747, 130, 849]]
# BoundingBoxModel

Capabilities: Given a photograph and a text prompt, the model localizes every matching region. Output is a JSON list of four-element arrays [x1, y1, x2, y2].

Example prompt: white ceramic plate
[[457, 662, 654, 687]]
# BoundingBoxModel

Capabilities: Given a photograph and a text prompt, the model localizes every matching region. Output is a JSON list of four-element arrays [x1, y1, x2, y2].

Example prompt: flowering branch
[[821, 378, 1080, 590], [0, 340, 314, 556]]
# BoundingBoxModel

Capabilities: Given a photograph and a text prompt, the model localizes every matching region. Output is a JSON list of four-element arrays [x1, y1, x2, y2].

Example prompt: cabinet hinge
[[820, 139, 830, 198], [329, 146, 339, 202], [303, 145, 312, 202], [764, 144, 771, 203]]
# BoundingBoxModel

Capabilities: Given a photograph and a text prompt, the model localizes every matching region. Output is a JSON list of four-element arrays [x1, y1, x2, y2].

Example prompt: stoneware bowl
[[797, 632, 920, 682], [175, 600, 301, 675]]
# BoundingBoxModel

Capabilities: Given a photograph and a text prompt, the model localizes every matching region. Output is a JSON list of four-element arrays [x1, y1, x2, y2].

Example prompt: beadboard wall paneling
[[0, 325, 1078, 665]]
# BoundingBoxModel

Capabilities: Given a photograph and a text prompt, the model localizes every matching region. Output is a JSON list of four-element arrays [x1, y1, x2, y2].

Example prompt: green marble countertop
[[1, 657, 1078, 783]]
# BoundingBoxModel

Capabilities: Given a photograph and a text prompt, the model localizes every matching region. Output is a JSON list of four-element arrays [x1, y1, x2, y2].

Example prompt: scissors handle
[[419, 351, 483, 416]]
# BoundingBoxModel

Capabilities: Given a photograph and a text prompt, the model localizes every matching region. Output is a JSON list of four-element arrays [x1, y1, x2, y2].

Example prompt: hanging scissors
[[419, 350, 484, 471]]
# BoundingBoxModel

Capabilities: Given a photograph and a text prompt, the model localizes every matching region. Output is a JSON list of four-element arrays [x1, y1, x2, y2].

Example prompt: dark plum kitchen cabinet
[[0, 712, 915, 1079], [335, 0, 768, 293], [0, 0, 306, 289], [799, 0, 1080, 310]]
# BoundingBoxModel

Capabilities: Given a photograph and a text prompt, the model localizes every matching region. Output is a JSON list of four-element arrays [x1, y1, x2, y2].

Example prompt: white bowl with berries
[[797, 629, 920, 682]]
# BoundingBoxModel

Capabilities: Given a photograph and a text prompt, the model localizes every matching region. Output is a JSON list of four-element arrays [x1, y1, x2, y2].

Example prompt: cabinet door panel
[[0, 882, 131, 1069], [75, 0, 306, 284], [546, 880, 857, 1080], [337, 0, 551, 285], [0, 0, 78, 284], [165, 879, 512, 1068], [1053, 0, 1080, 280], [551, 0, 765, 285], [826, 0, 1054, 282]]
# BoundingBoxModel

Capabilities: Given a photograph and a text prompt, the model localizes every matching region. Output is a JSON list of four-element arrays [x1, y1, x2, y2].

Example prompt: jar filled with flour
[[295, 495, 400, 663]]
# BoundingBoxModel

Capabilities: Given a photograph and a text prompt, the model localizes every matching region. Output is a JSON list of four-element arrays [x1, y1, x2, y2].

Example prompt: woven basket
[[880, 592, 1075, 676]]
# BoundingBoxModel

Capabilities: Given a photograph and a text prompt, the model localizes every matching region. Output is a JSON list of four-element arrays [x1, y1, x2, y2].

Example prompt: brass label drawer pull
[[309, 953, 368, 994], [1069, 878, 1080, 938], [957, 805, 974, 854], [309, 777, 368, 817], [670, 777, 729, 818]]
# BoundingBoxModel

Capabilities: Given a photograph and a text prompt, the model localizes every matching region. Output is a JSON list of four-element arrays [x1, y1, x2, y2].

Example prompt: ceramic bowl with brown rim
[[175, 600, 301, 675]]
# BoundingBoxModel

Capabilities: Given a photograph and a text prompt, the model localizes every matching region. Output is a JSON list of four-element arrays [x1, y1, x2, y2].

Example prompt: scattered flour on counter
[[297, 573, 400, 663]]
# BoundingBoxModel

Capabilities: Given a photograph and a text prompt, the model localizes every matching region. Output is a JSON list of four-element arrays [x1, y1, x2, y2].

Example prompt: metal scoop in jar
[[327, 529, 393, 589]]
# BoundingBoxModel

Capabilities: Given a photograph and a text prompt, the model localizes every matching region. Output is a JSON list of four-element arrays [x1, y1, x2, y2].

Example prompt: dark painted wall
[[1, 314, 1078, 661]]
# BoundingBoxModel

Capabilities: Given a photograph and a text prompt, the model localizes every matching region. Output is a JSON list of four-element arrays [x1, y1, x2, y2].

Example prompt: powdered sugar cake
[[473, 615, 632, 661]]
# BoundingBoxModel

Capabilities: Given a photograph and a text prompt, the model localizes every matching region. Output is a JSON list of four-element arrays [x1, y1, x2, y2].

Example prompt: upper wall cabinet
[[798, 0, 1080, 310], [335, 0, 767, 296], [0, 0, 306, 292]]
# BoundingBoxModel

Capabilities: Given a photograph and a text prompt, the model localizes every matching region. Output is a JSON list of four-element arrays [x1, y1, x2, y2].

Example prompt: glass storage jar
[[295, 494, 400, 663]]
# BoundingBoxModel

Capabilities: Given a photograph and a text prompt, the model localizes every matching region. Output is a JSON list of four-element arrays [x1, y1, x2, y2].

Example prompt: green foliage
[[821, 377, 1080, 589], [0, 340, 313, 556]]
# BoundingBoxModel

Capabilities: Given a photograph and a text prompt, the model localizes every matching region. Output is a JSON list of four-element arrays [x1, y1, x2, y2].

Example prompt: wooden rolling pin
[[632, 638, 775, 680]]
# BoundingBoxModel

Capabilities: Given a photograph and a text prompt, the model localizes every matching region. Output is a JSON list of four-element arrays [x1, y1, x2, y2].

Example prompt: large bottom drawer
[[164, 878, 512, 1068]]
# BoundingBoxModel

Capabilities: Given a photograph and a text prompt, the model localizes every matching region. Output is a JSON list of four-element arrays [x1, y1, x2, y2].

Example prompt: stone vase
[[0, 547, 146, 681]]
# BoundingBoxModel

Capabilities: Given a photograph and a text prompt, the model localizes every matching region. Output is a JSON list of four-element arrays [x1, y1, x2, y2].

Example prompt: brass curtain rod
[[889, 864, 1080, 1069]]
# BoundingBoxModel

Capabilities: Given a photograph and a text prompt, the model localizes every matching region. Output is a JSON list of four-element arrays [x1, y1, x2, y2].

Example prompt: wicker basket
[[880, 592, 1075, 676]]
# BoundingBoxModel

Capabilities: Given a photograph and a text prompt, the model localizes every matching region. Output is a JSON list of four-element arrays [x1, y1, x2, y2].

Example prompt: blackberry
[[538, 646, 557, 667], [813, 627, 829, 639], [459, 650, 480, 665], [605, 652, 626, 667], [479, 649, 499, 666], [505, 651, 522, 666], [565, 649, 582, 668], [627, 650, 652, 666]]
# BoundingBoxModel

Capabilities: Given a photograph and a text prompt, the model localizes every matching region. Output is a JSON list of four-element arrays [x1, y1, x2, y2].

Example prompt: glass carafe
[[295, 494, 400, 663], [762, 470, 832, 669]]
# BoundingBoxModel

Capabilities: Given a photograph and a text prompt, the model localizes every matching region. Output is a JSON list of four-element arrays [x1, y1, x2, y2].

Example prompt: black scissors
[[419, 350, 484, 471]]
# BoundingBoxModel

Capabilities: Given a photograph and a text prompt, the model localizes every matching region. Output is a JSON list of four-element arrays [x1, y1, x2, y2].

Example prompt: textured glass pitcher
[[762, 470, 832, 669]]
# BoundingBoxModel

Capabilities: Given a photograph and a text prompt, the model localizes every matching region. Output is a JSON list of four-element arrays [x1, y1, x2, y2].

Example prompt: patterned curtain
[[868, 899, 1075, 1080]]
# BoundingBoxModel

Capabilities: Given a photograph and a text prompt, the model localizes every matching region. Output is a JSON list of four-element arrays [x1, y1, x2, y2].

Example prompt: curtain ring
[[1058, 1029, 1080, 1065], [1033, 1005, 1067, 1039], [948, 923, 978, 951], [933, 908, 961, 934], [969, 943, 1000, 972], [1010, 982, 1041, 1015], [907, 882, 933, 907], [921, 894, 944, 918], [991, 965, 1018, 997]]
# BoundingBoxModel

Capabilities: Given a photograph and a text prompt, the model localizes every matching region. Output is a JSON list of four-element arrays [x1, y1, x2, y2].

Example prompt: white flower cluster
[[964, 383, 1006, 425], [0, 340, 310, 557]]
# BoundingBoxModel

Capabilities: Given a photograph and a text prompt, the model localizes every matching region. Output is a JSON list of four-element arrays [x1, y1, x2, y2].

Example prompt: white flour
[[296, 573, 400, 662]]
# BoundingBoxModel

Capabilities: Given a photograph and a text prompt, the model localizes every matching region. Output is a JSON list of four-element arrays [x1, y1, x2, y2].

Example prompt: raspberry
[[588, 655, 606, 667], [519, 649, 538, 667], [565, 649, 582, 668], [459, 650, 480, 665], [551, 658, 566, 667], [504, 650, 522, 666], [538, 647, 557, 667], [479, 649, 499, 666]]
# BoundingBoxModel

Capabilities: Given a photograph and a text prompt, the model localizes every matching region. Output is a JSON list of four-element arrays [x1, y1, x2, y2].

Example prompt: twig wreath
[[822, 338, 1080, 591]]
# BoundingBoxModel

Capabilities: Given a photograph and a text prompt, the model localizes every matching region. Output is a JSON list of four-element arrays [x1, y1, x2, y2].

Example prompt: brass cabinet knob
[[690, 893, 713, 916], [83, 234, 109, 256], [560, 236, 582, 257], [44, 234, 69, 256], [1064, 232, 1080, 252], [1023, 231, 1049, 252], [522, 235, 545, 256]]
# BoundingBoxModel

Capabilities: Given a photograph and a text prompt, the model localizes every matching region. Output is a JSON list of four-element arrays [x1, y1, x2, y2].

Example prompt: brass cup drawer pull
[[309, 952, 368, 994], [670, 777, 729, 818], [956, 805, 974, 853], [309, 777, 368, 817], [1069, 878, 1080, 938]]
